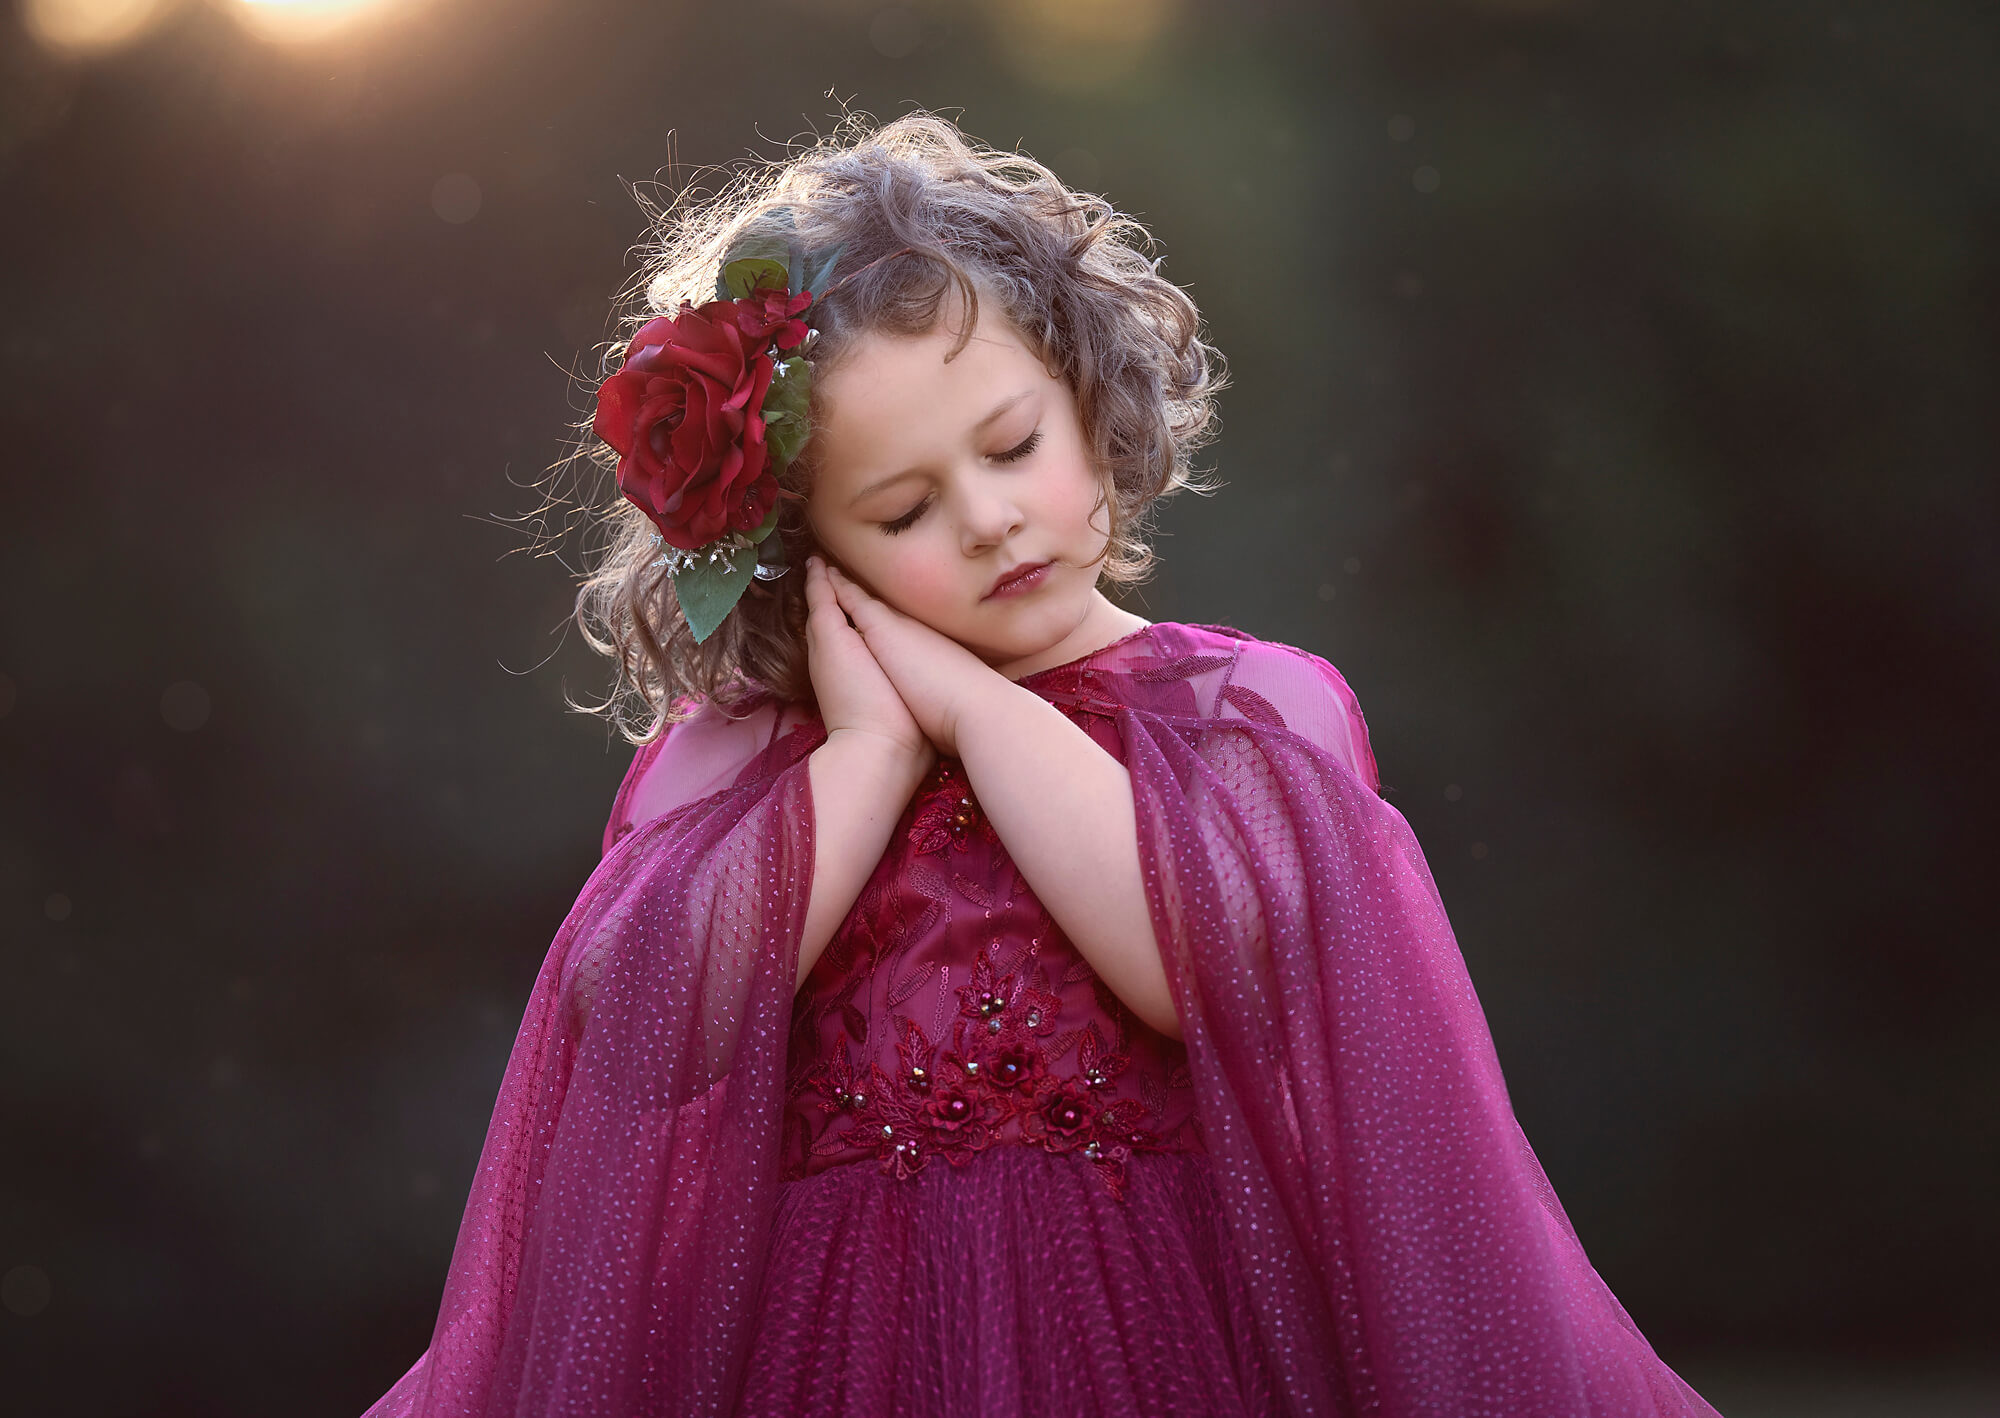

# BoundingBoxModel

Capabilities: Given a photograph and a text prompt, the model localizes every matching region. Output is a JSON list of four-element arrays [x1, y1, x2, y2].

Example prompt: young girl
[[359, 111, 1726, 1417]]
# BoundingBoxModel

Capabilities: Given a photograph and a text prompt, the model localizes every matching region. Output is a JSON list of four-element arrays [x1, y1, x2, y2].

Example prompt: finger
[[804, 560, 855, 639], [830, 578, 896, 637], [826, 562, 868, 599], [827, 565, 894, 622]]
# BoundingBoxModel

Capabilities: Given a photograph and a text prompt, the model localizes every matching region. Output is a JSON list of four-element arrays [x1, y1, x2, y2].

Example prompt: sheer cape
[[360, 622, 1719, 1417]]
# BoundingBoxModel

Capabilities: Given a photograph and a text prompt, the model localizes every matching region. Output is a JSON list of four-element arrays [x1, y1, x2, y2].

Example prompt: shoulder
[[1144, 622, 1381, 793], [600, 689, 822, 856]]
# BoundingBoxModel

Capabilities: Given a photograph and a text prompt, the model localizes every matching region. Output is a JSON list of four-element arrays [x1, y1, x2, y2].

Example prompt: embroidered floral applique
[[796, 944, 1188, 1202], [907, 757, 1000, 856]]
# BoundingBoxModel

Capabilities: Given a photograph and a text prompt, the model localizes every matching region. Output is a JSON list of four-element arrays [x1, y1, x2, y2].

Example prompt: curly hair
[[550, 107, 1229, 742]]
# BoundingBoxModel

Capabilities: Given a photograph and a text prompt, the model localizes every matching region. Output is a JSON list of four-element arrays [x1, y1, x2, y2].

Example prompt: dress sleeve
[[602, 694, 818, 857], [1117, 640, 1721, 1417], [362, 707, 826, 1418]]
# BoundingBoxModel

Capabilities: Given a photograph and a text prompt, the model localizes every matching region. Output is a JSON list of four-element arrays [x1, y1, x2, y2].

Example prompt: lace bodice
[[776, 703, 1203, 1201]]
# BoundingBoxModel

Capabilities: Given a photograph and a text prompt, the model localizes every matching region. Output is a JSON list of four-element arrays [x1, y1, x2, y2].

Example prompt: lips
[[986, 560, 1051, 599]]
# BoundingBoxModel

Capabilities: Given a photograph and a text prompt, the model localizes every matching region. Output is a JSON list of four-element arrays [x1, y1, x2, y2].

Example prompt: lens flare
[[20, 0, 172, 54], [229, 0, 399, 42]]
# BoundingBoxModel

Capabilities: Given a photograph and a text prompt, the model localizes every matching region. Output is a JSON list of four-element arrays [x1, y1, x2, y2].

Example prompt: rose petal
[[592, 373, 644, 455]]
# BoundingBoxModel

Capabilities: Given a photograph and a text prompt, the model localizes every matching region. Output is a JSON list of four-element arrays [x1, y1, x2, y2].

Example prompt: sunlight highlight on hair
[[20, 0, 171, 54]]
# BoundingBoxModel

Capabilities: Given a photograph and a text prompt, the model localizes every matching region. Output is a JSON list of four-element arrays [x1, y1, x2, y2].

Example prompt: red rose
[[592, 288, 814, 552]]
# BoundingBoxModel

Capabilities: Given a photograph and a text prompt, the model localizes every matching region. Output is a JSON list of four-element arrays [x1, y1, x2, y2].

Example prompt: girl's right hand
[[803, 554, 935, 770]]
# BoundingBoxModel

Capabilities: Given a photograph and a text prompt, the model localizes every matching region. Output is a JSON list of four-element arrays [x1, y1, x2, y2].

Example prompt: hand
[[802, 554, 932, 770], [818, 558, 1006, 758]]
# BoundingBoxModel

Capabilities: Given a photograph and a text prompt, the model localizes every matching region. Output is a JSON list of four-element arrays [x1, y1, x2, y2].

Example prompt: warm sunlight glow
[[20, 0, 172, 54], [228, 0, 400, 43], [984, 0, 1183, 92]]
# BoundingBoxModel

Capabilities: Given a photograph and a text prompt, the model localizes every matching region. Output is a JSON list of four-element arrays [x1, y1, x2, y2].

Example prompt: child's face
[[805, 289, 1130, 679]]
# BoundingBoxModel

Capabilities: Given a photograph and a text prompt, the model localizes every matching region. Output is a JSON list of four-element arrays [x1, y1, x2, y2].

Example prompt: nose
[[957, 475, 1025, 554]]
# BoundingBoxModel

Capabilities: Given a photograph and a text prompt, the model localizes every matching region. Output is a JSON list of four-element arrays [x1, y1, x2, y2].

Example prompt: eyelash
[[879, 431, 1044, 536]]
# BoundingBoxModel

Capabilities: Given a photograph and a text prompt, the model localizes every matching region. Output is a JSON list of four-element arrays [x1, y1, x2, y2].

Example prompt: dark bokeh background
[[3, 0, 1996, 1413]]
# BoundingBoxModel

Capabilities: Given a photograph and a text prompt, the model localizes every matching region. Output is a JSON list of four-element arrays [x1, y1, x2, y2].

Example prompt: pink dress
[[363, 621, 1726, 1418]]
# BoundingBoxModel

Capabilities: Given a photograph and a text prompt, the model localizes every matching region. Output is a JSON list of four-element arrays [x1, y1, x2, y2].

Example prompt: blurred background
[[3, 0, 1996, 1413]]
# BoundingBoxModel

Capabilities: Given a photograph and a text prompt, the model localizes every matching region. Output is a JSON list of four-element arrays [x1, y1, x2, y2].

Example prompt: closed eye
[[878, 430, 1044, 536]]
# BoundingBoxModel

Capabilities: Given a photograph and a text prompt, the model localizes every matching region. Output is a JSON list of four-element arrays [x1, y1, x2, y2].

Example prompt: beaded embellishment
[[798, 944, 1190, 1202]]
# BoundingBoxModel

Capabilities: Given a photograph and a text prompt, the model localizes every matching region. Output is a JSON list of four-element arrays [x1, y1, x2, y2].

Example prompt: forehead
[[812, 304, 1046, 479]]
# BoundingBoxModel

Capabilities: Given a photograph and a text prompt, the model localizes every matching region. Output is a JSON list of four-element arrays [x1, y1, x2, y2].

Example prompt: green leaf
[[804, 242, 847, 302], [720, 256, 790, 301], [761, 358, 812, 468], [717, 231, 797, 300], [673, 543, 760, 644]]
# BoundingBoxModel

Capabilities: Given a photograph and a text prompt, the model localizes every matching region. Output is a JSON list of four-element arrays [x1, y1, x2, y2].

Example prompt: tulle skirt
[[735, 1145, 1281, 1418]]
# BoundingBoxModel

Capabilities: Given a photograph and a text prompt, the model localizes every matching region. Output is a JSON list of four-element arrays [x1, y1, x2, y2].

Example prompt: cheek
[[1057, 468, 1109, 538], [896, 557, 967, 607], [862, 545, 967, 618]]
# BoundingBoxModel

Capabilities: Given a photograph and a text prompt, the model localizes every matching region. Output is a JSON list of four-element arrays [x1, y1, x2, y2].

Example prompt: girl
[[359, 111, 1726, 1417]]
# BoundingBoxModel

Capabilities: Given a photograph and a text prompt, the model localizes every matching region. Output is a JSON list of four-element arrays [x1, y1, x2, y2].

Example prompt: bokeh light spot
[[984, 0, 1183, 92], [161, 679, 211, 731], [0, 671, 16, 718], [1, 1264, 52, 1318], [1445, 783, 1464, 802], [1413, 165, 1442, 194], [20, 0, 169, 55], [230, 0, 398, 43], [1471, 841, 1490, 860], [1317, 583, 1337, 602], [45, 892, 73, 921], [1387, 114, 1416, 142], [431, 173, 482, 225]]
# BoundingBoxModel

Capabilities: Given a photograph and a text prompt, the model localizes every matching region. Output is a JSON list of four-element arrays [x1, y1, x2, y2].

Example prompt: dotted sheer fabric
[[359, 622, 1724, 1418]]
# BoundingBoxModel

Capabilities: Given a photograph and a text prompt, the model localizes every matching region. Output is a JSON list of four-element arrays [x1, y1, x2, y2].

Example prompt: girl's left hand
[[816, 558, 1003, 758]]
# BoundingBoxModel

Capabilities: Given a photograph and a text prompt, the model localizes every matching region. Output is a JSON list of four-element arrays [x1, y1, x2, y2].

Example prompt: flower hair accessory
[[592, 227, 917, 642]]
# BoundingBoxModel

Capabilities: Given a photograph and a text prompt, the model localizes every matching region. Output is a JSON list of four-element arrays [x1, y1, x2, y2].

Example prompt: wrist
[[820, 727, 933, 793], [952, 678, 1033, 751]]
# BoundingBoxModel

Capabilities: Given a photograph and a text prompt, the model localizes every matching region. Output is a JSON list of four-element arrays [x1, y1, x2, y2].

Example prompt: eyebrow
[[846, 391, 1036, 508]]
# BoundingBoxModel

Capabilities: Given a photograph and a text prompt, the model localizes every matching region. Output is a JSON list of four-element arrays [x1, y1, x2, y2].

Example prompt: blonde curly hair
[[547, 107, 1228, 742]]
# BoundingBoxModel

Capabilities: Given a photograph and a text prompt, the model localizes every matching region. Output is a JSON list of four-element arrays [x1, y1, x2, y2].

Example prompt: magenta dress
[[360, 621, 1725, 1418]]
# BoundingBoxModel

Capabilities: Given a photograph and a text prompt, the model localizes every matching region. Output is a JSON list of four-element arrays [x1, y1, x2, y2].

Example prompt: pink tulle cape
[[359, 625, 1721, 1417]]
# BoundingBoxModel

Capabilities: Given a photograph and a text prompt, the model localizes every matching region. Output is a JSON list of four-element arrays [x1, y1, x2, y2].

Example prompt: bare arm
[[954, 683, 1182, 1041], [799, 729, 931, 992]]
